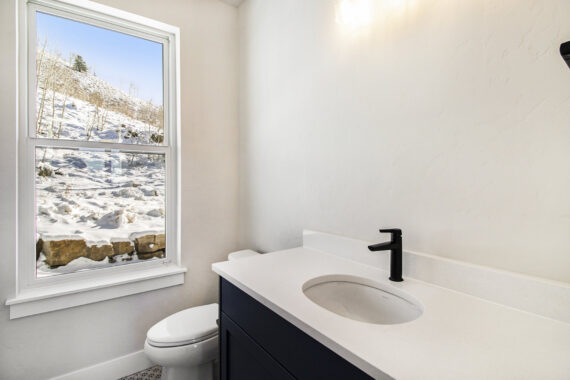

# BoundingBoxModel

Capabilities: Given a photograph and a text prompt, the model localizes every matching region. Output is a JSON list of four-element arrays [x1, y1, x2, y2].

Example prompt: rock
[[43, 237, 87, 267], [86, 242, 114, 261], [131, 233, 166, 254], [38, 206, 51, 216], [111, 239, 135, 256], [146, 208, 163, 217], [156, 234, 165, 250], [95, 210, 125, 229], [137, 250, 165, 260], [139, 186, 158, 196], [112, 188, 142, 198], [56, 204, 72, 214], [36, 238, 43, 261]]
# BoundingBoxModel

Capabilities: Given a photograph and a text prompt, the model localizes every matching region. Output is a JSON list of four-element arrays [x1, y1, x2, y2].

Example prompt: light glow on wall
[[336, 0, 371, 29]]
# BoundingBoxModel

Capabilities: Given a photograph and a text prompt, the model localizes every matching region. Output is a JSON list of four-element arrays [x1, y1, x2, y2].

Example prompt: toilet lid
[[147, 303, 218, 347]]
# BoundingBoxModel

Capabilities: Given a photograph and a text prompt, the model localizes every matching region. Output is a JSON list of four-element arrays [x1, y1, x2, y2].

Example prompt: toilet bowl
[[144, 250, 259, 380]]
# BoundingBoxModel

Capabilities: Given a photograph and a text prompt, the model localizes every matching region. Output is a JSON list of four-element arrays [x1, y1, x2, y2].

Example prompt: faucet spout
[[367, 241, 397, 251], [368, 228, 403, 282]]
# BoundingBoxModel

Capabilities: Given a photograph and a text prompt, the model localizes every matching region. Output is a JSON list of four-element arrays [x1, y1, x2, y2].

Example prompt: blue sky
[[36, 12, 163, 105]]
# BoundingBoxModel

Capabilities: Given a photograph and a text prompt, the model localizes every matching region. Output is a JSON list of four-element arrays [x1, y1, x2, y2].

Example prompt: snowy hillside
[[36, 53, 164, 144], [37, 90, 163, 144]]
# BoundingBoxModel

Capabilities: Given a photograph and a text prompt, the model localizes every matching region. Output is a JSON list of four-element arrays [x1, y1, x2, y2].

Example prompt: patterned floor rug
[[119, 365, 162, 380]]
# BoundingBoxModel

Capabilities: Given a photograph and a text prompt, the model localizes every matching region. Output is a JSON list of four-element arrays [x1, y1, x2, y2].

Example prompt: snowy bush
[[38, 166, 52, 177]]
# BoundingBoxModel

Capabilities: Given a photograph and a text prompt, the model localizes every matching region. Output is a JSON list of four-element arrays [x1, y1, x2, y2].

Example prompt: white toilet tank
[[228, 249, 259, 261]]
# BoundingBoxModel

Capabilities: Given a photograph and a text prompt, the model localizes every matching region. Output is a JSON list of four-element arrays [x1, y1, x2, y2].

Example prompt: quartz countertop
[[212, 247, 570, 380]]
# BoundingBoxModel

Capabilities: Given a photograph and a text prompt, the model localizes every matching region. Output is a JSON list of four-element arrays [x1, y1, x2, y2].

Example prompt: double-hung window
[[7, 0, 184, 319]]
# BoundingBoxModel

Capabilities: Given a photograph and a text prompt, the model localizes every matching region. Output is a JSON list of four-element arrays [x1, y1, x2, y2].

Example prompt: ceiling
[[219, 0, 244, 7]]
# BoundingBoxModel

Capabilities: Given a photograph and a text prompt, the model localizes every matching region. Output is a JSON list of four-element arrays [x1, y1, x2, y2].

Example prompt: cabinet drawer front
[[220, 278, 373, 380]]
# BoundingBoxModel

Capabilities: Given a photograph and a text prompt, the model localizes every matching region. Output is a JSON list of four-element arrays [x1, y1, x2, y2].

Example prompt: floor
[[119, 365, 162, 380]]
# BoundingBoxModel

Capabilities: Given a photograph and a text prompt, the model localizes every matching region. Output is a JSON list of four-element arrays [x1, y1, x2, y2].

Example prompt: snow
[[36, 252, 152, 276], [35, 55, 167, 277], [129, 231, 163, 241], [86, 240, 112, 248], [36, 54, 164, 145], [36, 148, 166, 241], [37, 90, 162, 144], [42, 235, 85, 242]]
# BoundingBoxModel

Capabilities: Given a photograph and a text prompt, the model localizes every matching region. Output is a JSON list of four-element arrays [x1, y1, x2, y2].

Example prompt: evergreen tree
[[72, 55, 87, 72]]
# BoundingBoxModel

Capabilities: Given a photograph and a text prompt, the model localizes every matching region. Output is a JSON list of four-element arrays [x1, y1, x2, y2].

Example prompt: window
[[7, 0, 183, 318]]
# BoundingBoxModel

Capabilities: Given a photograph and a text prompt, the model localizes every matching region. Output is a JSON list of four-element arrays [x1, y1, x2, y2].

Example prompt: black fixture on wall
[[561, 41, 570, 69]]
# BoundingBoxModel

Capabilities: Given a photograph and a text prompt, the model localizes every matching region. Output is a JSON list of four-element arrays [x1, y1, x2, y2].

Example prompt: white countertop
[[213, 247, 570, 380]]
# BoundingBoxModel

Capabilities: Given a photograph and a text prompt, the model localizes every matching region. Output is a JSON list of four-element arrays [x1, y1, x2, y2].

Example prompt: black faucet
[[368, 228, 403, 282]]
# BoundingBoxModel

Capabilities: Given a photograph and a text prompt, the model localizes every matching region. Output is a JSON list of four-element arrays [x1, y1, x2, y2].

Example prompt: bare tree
[[35, 38, 47, 91], [48, 51, 62, 137], [36, 47, 61, 135], [55, 55, 75, 138], [35, 41, 50, 134], [85, 92, 109, 140]]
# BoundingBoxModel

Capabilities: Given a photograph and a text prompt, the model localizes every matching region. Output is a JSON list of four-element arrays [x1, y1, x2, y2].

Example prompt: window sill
[[5, 265, 186, 319]]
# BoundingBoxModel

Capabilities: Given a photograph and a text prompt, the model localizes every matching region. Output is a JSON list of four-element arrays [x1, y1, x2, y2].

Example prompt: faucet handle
[[379, 228, 402, 239]]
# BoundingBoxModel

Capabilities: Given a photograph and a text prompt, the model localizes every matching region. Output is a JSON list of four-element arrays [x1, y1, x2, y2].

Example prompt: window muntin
[[21, 1, 178, 283]]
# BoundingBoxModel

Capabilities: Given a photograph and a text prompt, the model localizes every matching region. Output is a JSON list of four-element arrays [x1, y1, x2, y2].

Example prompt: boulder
[[137, 250, 165, 260], [43, 237, 87, 267], [86, 243, 114, 261], [131, 233, 166, 254], [155, 234, 165, 250], [111, 239, 135, 256], [96, 210, 126, 229], [36, 238, 43, 261]]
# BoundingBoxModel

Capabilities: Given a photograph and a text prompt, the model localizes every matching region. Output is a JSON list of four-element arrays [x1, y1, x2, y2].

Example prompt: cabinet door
[[220, 278, 374, 380], [220, 313, 294, 380]]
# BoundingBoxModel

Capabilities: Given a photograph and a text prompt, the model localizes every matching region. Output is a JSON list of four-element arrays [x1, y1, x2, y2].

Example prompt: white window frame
[[6, 0, 185, 319]]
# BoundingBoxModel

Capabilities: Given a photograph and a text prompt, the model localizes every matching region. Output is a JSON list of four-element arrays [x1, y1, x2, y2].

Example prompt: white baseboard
[[303, 229, 570, 324], [50, 350, 154, 380]]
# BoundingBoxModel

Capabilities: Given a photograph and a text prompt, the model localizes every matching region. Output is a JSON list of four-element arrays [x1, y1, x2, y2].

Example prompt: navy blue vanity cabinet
[[220, 313, 294, 380], [219, 278, 374, 380]]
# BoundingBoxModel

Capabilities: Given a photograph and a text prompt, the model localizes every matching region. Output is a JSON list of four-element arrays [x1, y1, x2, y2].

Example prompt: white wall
[[0, 0, 238, 378], [238, 0, 570, 283]]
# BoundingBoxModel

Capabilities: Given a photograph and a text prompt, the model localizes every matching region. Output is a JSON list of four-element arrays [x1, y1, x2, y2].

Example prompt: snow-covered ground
[[36, 148, 165, 241], [35, 56, 167, 277], [35, 148, 166, 276]]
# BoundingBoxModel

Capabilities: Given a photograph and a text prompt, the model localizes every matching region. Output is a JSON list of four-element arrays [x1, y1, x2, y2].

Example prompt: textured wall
[[0, 0, 238, 378], [238, 0, 570, 283]]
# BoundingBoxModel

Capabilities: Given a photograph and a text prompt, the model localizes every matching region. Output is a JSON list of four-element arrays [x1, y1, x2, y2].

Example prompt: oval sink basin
[[302, 275, 423, 325]]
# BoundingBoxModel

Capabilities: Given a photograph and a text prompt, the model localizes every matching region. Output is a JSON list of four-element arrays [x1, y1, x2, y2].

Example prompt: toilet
[[144, 250, 259, 380]]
